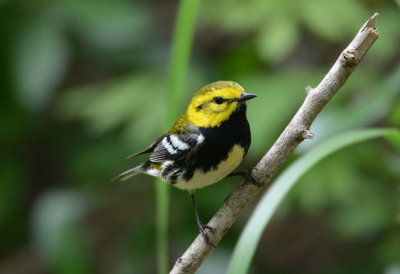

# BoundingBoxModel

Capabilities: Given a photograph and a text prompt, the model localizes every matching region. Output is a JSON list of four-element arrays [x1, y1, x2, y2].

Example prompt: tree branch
[[170, 13, 379, 274]]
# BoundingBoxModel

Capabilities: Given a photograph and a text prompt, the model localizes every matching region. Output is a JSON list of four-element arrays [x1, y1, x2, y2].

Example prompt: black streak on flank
[[162, 162, 182, 184]]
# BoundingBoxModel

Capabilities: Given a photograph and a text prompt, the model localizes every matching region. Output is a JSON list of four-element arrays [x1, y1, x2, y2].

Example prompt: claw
[[197, 221, 216, 247], [228, 169, 261, 186], [201, 223, 215, 231]]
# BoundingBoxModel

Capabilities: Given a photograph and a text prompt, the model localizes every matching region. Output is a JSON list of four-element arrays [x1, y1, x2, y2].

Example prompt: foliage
[[228, 128, 400, 274]]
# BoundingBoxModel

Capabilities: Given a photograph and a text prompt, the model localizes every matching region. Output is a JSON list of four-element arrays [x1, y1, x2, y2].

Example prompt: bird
[[113, 81, 258, 246]]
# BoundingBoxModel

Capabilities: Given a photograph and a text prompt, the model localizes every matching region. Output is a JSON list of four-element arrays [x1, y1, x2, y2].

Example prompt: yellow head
[[173, 81, 257, 130]]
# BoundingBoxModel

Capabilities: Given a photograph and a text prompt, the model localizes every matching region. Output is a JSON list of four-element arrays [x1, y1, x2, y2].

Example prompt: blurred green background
[[1, 0, 400, 273]]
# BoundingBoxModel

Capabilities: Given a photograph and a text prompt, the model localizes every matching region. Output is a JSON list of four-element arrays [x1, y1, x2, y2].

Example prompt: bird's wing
[[126, 134, 167, 159], [149, 131, 203, 163]]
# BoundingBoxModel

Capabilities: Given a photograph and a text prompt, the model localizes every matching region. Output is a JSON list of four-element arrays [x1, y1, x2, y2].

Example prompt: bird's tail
[[112, 162, 150, 182]]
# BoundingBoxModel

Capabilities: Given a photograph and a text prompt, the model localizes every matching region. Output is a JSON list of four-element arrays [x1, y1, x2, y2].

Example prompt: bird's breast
[[173, 144, 245, 190]]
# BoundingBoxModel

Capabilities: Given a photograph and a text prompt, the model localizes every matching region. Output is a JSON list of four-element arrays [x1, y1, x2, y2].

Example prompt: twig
[[170, 13, 379, 274]]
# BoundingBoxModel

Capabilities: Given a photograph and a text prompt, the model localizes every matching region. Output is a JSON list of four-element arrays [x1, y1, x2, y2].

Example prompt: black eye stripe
[[213, 96, 224, 104]]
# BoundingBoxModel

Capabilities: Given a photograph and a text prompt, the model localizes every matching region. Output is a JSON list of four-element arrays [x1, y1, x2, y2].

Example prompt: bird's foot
[[197, 221, 216, 247], [228, 168, 261, 186]]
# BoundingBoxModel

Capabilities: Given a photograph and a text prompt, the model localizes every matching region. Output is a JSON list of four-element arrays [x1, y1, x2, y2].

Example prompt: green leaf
[[14, 19, 69, 112], [242, 69, 321, 156], [370, 8, 400, 62], [390, 99, 400, 127], [32, 191, 88, 263], [301, 64, 400, 150], [201, 0, 272, 32], [331, 180, 392, 238], [385, 128, 400, 151], [301, 0, 367, 41], [337, 65, 400, 129], [58, 73, 166, 150], [256, 15, 300, 63], [61, 0, 151, 50], [227, 128, 400, 274]]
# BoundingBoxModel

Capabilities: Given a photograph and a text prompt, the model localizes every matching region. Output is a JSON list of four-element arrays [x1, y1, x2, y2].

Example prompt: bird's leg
[[228, 168, 261, 186], [191, 193, 216, 247]]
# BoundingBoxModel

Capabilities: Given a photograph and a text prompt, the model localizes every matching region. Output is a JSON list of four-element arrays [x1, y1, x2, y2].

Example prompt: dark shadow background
[[0, 0, 399, 273]]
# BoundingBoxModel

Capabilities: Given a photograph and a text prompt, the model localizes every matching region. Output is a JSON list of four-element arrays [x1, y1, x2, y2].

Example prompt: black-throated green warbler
[[114, 81, 257, 245]]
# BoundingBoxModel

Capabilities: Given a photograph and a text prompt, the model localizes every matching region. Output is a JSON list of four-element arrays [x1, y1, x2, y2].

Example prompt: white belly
[[174, 144, 245, 191]]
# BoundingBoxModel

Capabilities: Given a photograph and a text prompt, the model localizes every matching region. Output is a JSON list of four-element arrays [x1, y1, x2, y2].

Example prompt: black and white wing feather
[[117, 129, 204, 182], [149, 132, 202, 163]]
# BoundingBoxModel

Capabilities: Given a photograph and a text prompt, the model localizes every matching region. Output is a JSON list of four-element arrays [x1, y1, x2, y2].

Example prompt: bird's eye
[[214, 96, 224, 105]]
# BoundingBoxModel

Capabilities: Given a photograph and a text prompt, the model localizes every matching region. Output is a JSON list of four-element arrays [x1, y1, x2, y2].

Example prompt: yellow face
[[185, 81, 246, 128]]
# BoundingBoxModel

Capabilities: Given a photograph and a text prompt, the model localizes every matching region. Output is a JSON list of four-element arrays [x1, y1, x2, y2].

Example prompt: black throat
[[182, 105, 251, 176]]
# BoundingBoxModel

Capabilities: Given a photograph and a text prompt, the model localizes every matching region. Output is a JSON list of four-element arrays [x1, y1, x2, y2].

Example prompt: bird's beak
[[236, 93, 257, 102]]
